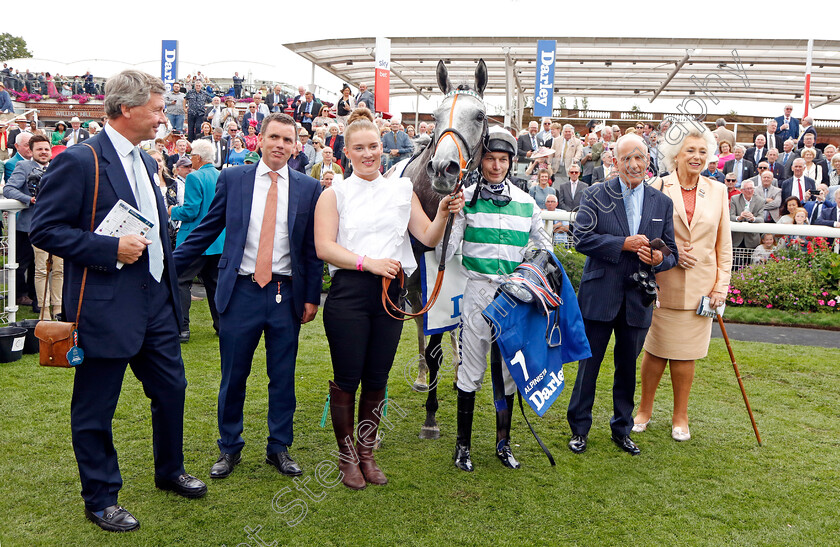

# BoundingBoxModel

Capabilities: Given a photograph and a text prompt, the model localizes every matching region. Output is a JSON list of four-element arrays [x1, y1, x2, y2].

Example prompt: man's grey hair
[[734, 145, 746, 153], [562, 124, 575, 131], [657, 122, 717, 173], [190, 139, 214, 163], [803, 116, 813, 124], [715, 118, 726, 127], [104, 70, 165, 119]]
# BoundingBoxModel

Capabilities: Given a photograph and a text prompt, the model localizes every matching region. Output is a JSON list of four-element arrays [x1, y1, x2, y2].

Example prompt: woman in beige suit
[[633, 123, 732, 442]]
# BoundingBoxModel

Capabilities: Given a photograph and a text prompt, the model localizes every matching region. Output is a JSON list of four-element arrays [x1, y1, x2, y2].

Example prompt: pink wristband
[[356, 255, 365, 272]]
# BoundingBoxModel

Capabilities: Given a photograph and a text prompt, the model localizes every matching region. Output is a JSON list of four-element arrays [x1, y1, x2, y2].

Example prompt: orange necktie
[[254, 171, 278, 287]]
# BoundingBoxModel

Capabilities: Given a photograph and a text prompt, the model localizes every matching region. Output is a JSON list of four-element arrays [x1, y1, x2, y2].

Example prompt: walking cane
[[716, 315, 762, 446]]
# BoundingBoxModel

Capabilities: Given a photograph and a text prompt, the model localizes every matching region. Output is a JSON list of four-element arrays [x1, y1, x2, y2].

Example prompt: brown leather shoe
[[329, 381, 366, 490], [356, 387, 388, 485]]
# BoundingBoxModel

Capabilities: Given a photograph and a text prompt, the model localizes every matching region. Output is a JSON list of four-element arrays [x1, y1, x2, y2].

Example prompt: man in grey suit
[[557, 163, 588, 211], [756, 170, 782, 222], [730, 180, 765, 267]]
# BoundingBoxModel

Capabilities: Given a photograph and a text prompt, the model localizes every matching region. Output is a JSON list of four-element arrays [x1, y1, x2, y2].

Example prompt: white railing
[[1, 198, 29, 324], [540, 209, 840, 270]]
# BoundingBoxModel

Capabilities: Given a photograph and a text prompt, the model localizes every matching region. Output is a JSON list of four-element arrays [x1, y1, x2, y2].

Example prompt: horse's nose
[[426, 157, 461, 180]]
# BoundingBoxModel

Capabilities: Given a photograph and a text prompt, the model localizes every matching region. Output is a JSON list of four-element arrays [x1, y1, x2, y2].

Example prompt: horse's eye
[[476, 111, 485, 121]]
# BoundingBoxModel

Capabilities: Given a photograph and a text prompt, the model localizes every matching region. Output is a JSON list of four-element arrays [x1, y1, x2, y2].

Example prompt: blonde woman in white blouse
[[313, 108, 462, 491], [801, 148, 823, 184]]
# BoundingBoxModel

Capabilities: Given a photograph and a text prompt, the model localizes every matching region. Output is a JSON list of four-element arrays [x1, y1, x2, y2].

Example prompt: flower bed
[[729, 242, 840, 312]]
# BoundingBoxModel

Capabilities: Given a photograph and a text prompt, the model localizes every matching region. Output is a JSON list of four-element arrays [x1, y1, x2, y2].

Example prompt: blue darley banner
[[533, 40, 556, 118], [161, 40, 178, 92]]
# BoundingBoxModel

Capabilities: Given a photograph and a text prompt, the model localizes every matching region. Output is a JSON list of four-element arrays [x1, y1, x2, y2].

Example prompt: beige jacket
[[653, 173, 732, 310]]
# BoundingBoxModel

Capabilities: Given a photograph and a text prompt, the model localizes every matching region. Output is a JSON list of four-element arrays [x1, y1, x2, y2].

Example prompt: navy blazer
[[30, 131, 183, 359], [241, 111, 264, 133], [173, 164, 323, 320], [573, 177, 678, 328], [780, 175, 817, 204], [774, 115, 800, 144], [814, 203, 840, 227]]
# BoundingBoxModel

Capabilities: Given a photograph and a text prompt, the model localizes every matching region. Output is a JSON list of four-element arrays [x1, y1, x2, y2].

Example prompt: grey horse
[[391, 59, 489, 440]]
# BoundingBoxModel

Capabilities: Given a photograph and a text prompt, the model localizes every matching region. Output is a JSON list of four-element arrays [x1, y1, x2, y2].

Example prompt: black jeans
[[323, 270, 403, 393], [177, 254, 220, 333], [15, 231, 36, 301]]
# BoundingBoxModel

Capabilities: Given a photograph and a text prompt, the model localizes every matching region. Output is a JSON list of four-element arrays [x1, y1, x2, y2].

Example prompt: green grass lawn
[[1, 300, 839, 546], [725, 306, 840, 330]]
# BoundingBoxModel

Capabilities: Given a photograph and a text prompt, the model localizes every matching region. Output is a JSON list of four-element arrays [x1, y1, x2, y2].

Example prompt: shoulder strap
[[72, 143, 101, 324]]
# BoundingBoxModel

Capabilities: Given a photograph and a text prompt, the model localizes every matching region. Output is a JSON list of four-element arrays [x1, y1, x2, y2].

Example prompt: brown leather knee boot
[[356, 387, 388, 485], [328, 381, 366, 490]]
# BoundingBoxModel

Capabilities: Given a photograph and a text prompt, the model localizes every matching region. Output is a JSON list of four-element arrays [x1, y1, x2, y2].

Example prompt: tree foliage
[[0, 33, 32, 62]]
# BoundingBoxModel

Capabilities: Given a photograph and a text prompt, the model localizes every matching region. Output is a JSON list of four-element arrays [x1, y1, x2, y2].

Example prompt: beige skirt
[[643, 307, 713, 361]]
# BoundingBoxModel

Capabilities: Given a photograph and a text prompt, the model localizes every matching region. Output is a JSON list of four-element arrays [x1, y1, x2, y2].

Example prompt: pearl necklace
[[680, 182, 698, 191]]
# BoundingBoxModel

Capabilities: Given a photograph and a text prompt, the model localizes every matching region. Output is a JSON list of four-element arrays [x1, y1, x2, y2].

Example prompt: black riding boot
[[453, 388, 475, 472], [496, 394, 521, 469]]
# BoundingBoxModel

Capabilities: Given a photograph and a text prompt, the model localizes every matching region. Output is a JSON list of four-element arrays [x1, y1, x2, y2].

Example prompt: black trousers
[[16, 230, 36, 300], [187, 112, 204, 141], [567, 302, 647, 438], [177, 254, 220, 332], [323, 270, 403, 393]]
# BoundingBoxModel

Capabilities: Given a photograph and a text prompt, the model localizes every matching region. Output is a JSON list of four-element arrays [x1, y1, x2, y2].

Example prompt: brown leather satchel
[[34, 143, 100, 367]]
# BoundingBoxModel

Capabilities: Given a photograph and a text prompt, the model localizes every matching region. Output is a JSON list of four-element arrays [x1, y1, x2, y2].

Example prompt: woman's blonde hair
[[344, 107, 378, 146]]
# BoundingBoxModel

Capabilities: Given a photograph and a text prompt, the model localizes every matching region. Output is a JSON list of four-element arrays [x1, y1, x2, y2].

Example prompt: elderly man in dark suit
[[566, 134, 678, 456], [774, 104, 800, 143], [516, 120, 542, 161], [61, 116, 90, 147], [556, 163, 588, 211], [241, 102, 265, 135], [173, 113, 322, 481], [780, 158, 818, 204], [30, 70, 206, 533]]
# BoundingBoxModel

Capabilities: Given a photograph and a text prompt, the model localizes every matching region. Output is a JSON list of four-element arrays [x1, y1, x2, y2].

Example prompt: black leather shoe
[[84, 505, 140, 532], [568, 434, 588, 454], [496, 440, 521, 469], [611, 434, 641, 456], [179, 330, 190, 343], [453, 442, 474, 472], [210, 452, 241, 479], [154, 473, 208, 498], [266, 451, 303, 476]]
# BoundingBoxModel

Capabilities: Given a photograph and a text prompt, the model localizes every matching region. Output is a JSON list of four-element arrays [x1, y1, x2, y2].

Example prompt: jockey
[[441, 126, 551, 472]]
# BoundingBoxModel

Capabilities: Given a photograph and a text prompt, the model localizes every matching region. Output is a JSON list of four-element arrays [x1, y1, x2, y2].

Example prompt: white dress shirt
[[104, 124, 160, 227], [239, 161, 292, 275]]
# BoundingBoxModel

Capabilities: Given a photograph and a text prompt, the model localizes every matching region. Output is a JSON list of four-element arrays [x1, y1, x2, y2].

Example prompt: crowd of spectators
[[0, 77, 434, 315], [3, 72, 840, 312], [1, 64, 100, 97], [515, 104, 840, 265]]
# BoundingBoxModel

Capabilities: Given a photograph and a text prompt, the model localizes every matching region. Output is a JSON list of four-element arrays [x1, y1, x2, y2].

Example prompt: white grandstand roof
[[283, 37, 840, 108]]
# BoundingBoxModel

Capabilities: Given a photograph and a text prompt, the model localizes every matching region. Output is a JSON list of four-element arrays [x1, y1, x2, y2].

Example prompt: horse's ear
[[436, 60, 452, 95], [475, 59, 488, 98]]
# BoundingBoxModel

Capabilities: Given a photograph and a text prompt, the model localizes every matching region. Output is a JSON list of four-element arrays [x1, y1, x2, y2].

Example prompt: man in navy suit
[[241, 102, 264, 136], [814, 187, 840, 228], [30, 70, 206, 533], [780, 158, 817, 205], [173, 113, 322, 480], [566, 134, 678, 456], [774, 104, 800, 144]]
